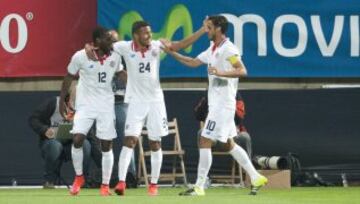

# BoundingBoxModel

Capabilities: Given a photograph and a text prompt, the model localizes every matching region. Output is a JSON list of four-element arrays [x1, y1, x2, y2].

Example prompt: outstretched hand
[[203, 16, 210, 33], [159, 38, 173, 54]]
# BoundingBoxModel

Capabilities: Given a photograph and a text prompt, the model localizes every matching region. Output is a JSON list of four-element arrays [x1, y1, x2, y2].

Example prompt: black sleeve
[[121, 56, 127, 71], [234, 113, 243, 126], [28, 97, 57, 138], [236, 91, 243, 100], [194, 97, 208, 122]]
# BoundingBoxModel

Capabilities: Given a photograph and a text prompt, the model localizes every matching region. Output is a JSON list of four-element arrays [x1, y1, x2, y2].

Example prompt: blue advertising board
[[98, 0, 360, 77]]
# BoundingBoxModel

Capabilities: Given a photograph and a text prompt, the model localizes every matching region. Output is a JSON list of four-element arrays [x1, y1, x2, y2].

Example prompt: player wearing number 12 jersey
[[59, 27, 124, 196], [109, 21, 207, 196]]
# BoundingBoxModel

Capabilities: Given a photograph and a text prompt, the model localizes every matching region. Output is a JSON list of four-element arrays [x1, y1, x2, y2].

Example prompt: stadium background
[[0, 0, 359, 185]]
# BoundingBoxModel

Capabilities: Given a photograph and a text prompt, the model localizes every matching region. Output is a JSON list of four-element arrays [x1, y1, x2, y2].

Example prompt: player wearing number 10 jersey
[[162, 16, 267, 196]]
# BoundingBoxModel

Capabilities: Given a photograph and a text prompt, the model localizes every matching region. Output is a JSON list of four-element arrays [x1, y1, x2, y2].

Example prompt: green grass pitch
[[0, 187, 359, 204]]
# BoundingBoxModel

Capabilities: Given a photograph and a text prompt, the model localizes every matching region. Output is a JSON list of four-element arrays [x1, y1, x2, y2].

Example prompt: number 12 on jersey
[[139, 62, 150, 73], [98, 72, 106, 83]]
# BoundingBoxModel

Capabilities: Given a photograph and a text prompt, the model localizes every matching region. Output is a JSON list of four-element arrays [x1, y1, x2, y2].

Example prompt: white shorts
[[201, 106, 237, 143], [71, 108, 117, 141], [125, 101, 168, 141]]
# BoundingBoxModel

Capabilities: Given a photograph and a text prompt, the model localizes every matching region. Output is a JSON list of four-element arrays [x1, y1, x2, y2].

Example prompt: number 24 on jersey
[[139, 62, 150, 73]]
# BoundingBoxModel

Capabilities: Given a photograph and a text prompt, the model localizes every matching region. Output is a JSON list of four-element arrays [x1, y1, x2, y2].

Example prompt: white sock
[[102, 150, 114, 185], [195, 148, 212, 189], [229, 144, 260, 182], [150, 149, 163, 184], [118, 146, 134, 182], [71, 145, 83, 176]]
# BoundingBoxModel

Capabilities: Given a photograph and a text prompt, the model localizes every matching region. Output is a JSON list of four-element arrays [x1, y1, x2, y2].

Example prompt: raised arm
[[160, 17, 208, 51], [166, 50, 203, 68], [169, 27, 206, 51]]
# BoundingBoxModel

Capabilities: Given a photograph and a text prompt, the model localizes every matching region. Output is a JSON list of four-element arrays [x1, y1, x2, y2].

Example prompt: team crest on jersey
[[215, 53, 220, 58], [151, 50, 158, 57], [130, 54, 136, 58], [88, 64, 94, 69], [110, 61, 116, 68]]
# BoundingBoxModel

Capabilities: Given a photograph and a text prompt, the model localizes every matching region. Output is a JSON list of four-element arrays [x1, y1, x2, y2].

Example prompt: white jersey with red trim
[[113, 40, 164, 103], [67, 49, 123, 111], [197, 39, 241, 110]]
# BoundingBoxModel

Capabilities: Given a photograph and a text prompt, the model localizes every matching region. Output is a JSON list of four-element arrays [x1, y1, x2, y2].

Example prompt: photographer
[[29, 93, 91, 188]]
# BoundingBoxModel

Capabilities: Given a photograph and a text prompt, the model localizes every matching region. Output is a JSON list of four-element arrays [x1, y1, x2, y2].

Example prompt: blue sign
[[98, 0, 360, 77]]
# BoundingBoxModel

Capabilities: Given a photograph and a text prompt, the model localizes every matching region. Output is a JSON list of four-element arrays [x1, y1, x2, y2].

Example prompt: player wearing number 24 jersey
[[87, 20, 207, 196]]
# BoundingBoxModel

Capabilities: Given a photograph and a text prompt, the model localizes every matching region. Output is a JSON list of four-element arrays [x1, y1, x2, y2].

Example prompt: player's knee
[[149, 141, 161, 151], [198, 136, 213, 148], [124, 136, 137, 148], [220, 143, 232, 152], [73, 134, 85, 148], [215, 138, 235, 152], [100, 140, 113, 152]]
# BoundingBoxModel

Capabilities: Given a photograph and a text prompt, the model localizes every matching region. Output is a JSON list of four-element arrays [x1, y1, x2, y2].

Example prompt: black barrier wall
[[0, 88, 359, 185]]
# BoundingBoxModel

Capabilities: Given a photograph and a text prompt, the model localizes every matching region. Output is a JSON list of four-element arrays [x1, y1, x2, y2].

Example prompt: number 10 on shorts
[[206, 120, 216, 131]]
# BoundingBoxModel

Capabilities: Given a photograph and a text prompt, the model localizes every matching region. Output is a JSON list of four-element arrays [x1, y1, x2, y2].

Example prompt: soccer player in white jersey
[[100, 21, 207, 196], [59, 27, 125, 196], [162, 15, 268, 196]]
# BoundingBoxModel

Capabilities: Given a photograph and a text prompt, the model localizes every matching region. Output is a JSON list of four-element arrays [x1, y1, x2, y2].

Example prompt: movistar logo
[[117, 4, 194, 56]]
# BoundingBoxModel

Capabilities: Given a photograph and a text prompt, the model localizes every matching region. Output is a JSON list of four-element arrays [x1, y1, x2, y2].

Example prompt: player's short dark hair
[[208, 15, 228, 34], [132, 21, 150, 34], [92, 26, 109, 43]]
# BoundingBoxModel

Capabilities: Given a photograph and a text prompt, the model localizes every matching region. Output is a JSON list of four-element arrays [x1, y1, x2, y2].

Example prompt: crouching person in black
[[29, 94, 91, 189]]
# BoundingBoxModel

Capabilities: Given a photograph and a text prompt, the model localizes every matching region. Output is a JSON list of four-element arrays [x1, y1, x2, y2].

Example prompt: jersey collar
[[132, 41, 150, 58], [94, 50, 109, 65], [211, 38, 228, 53]]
